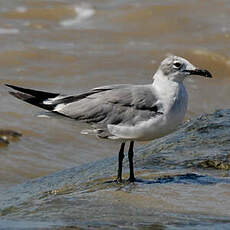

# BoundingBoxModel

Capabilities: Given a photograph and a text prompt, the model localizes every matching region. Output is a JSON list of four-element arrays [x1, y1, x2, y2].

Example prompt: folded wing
[[6, 84, 162, 138]]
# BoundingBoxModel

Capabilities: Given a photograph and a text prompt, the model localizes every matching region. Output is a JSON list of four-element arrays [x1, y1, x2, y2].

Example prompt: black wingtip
[[5, 84, 59, 99], [5, 84, 33, 93], [5, 84, 61, 111], [5, 84, 19, 90], [8, 91, 32, 101], [5, 84, 29, 93]]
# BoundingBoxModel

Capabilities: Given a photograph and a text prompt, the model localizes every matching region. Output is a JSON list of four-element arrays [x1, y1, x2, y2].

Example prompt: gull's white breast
[[108, 82, 188, 141]]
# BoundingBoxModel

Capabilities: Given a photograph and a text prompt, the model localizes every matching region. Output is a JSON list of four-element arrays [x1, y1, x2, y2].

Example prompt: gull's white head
[[154, 55, 212, 82]]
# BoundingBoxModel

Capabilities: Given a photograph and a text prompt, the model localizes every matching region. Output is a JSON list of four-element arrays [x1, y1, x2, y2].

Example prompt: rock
[[198, 157, 230, 170], [1, 110, 230, 229], [0, 130, 22, 147], [0, 137, 9, 145]]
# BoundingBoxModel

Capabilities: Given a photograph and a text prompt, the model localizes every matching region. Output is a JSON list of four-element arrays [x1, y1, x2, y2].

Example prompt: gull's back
[[53, 84, 162, 138]]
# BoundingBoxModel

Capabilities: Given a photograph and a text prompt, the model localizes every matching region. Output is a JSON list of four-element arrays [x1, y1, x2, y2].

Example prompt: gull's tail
[[5, 84, 60, 111]]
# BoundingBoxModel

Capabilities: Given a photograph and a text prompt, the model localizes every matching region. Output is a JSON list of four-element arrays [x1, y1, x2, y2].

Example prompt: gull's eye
[[173, 62, 182, 69]]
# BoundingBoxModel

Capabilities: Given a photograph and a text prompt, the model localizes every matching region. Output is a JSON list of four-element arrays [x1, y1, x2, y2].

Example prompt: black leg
[[116, 142, 125, 182], [128, 141, 135, 182]]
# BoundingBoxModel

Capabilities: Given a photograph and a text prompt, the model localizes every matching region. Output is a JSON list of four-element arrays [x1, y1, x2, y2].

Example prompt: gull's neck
[[152, 69, 188, 115], [152, 70, 182, 94]]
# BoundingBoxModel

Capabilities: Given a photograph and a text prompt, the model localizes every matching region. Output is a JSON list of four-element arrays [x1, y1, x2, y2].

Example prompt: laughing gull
[[5, 55, 212, 182]]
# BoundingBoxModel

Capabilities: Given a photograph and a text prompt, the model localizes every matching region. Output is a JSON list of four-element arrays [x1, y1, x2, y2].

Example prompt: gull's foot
[[127, 177, 137, 183], [114, 178, 123, 183], [104, 178, 123, 184]]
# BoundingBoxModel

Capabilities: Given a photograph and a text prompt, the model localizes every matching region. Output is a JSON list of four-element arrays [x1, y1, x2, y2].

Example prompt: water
[[0, 109, 230, 230], [1, 109, 230, 229], [0, 0, 230, 206]]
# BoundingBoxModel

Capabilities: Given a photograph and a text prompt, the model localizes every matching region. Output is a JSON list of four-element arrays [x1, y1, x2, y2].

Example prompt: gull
[[5, 55, 212, 182]]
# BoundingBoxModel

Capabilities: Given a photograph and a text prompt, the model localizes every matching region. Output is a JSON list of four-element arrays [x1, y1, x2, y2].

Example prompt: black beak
[[183, 69, 213, 78]]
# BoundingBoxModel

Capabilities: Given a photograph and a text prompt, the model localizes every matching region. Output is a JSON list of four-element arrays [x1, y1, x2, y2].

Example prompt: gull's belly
[[136, 99, 187, 140], [107, 109, 186, 141], [140, 92, 188, 140], [135, 108, 186, 141]]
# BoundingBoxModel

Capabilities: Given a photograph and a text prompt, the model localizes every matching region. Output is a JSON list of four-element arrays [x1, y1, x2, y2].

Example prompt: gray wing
[[52, 84, 162, 127]]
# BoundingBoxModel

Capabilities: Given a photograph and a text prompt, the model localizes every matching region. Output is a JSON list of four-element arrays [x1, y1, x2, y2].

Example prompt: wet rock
[[0, 130, 22, 147], [1, 109, 230, 229], [197, 154, 230, 170], [199, 159, 230, 170]]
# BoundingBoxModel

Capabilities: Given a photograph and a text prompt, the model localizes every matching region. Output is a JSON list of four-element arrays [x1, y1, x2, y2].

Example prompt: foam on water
[[0, 28, 19, 34], [36, 114, 51, 118], [15, 6, 27, 13], [60, 4, 95, 27]]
